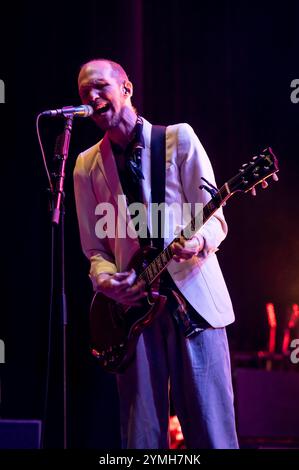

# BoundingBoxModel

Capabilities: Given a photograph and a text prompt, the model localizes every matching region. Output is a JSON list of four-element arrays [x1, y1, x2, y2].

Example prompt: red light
[[266, 303, 277, 353]]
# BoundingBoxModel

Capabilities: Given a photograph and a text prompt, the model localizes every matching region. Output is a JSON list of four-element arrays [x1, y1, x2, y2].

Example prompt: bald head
[[79, 59, 129, 86]]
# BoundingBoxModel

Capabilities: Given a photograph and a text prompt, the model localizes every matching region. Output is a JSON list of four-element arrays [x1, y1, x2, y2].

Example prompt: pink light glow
[[266, 303, 277, 353]]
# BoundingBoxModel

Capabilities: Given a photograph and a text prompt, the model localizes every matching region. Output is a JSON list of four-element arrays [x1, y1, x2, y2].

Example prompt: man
[[74, 59, 239, 449]]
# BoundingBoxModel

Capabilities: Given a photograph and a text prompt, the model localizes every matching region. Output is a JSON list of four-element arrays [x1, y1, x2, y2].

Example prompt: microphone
[[41, 104, 93, 117]]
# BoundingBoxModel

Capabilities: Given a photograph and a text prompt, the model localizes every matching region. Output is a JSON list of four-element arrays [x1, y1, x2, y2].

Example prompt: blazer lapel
[[97, 133, 124, 205]]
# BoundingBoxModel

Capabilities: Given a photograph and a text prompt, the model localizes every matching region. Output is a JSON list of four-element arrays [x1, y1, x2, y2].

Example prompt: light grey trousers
[[116, 305, 239, 449]]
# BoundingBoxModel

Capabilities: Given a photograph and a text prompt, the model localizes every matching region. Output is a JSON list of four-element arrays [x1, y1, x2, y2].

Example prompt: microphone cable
[[36, 113, 54, 193], [36, 112, 55, 448]]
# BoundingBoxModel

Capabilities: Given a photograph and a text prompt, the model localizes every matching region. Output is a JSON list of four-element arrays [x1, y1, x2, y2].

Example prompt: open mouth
[[94, 103, 110, 115]]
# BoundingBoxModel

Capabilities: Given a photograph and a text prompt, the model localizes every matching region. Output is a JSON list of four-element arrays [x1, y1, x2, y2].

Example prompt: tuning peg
[[251, 187, 257, 196], [252, 156, 258, 160], [241, 163, 248, 168], [272, 173, 279, 182], [261, 180, 268, 189]]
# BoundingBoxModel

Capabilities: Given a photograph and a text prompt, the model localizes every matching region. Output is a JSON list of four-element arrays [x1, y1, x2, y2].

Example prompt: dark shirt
[[111, 141, 143, 205]]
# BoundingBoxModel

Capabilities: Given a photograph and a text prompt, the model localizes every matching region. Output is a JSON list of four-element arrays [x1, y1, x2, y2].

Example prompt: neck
[[107, 107, 138, 150]]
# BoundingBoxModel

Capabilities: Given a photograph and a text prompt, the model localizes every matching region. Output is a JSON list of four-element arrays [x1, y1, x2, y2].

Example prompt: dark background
[[0, 0, 298, 448]]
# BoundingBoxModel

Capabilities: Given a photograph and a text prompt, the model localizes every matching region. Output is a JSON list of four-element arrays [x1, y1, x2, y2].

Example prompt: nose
[[86, 88, 100, 106]]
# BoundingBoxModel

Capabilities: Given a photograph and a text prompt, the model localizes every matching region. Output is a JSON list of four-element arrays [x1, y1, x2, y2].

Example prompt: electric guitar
[[89, 147, 279, 373]]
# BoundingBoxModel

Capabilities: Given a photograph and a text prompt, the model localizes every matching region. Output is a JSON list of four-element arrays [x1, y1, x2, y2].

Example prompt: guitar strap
[[150, 125, 166, 251], [150, 125, 211, 336]]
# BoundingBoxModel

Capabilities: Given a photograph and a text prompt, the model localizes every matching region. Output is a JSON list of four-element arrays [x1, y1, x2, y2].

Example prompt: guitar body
[[89, 246, 167, 373]]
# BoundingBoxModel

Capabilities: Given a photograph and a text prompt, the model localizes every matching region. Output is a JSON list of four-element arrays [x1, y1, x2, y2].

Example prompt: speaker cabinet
[[0, 419, 41, 449]]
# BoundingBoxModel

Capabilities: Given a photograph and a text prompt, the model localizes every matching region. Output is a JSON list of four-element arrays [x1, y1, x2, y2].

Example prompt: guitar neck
[[139, 181, 232, 286]]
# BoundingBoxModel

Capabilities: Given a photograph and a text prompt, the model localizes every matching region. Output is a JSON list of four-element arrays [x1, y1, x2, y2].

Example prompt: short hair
[[79, 58, 129, 84]]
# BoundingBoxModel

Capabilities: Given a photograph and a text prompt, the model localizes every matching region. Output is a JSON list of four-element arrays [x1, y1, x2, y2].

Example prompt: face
[[78, 61, 129, 131]]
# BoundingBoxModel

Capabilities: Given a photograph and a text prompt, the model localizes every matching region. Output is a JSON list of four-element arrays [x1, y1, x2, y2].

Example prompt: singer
[[73, 59, 239, 449]]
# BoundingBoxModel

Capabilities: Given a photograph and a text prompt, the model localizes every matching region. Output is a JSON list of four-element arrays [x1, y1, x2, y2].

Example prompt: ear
[[122, 80, 133, 97]]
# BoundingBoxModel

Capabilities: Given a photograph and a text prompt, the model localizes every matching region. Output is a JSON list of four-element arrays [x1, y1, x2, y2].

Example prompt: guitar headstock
[[228, 147, 279, 196]]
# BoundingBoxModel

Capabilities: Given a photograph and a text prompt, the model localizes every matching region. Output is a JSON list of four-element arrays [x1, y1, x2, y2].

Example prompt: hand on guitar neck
[[172, 233, 205, 263], [96, 233, 204, 306], [96, 270, 147, 307], [96, 234, 204, 306]]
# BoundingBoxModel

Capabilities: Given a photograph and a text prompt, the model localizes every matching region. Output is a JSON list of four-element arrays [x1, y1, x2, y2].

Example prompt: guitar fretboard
[[138, 182, 231, 285]]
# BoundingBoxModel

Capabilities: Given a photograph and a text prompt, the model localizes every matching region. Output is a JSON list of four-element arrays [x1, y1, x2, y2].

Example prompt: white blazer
[[73, 118, 235, 327]]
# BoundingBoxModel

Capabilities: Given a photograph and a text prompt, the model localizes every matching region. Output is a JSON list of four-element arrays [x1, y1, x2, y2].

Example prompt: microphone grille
[[83, 105, 94, 117]]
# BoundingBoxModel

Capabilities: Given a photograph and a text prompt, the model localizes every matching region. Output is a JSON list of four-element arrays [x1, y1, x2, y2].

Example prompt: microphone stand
[[51, 114, 74, 449], [52, 115, 73, 225]]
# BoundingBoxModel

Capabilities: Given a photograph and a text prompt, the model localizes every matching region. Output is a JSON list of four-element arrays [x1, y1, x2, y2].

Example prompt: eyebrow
[[80, 79, 108, 89]]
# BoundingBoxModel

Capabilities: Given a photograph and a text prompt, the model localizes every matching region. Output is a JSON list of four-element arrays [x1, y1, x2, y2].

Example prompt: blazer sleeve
[[176, 123, 228, 259], [73, 153, 117, 288]]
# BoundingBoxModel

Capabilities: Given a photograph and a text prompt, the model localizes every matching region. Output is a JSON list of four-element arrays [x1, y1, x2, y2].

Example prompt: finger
[[114, 269, 136, 282], [172, 244, 195, 258], [174, 224, 184, 236], [173, 250, 195, 262], [111, 271, 138, 290], [126, 280, 146, 292], [184, 238, 200, 251], [110, 278, 131, 290], [123, 283, 146, 298], [110, 272, 133, 290], [125, 269, 137, 286], [173, 237, 186, 248], [172, 242, 184, 254], [113, 271, 131, 280], [173, 255, 185, 263], [173, 238, 192, 250], [179, 235, 187, 247]]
